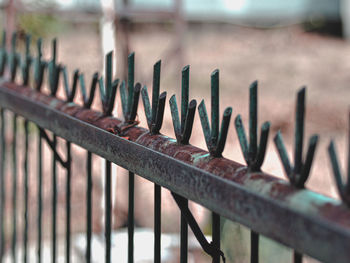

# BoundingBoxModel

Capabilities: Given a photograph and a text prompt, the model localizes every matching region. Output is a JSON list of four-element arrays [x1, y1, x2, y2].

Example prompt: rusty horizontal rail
[[0, 80, 349, 263]]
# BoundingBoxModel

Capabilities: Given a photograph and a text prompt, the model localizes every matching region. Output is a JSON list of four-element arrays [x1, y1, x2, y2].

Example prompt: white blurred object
[[73, 228, 211, 262]]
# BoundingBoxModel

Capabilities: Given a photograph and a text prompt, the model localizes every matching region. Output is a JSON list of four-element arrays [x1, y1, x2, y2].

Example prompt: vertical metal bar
[[105, 160, 111, 263], [251, 231, 259, 263], [181, 66, 189, 131], [154, 184, 161, 263], [23, 120, 29, 263], [180, 199, 188, 263], [52, 135, 57, 263], [211, 70, 219, 144], [152, 62, 161, 123], [294, 89, 305, 174], [66, 141, 71, 263], [86, 151, 92, 263], [128, 171, 134, 263], [249, 82, 257, 158], [37, 127, 42, 263], [294, 252, 302, 263], [11, 114, 17, 263], [0, 109, 6, 261], [212, 212, 220, 263]]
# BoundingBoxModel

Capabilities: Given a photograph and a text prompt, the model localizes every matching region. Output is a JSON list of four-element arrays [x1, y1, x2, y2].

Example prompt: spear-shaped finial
[[274, 87, 319, 188], [34, 38, 46, 91], [79, 72, 98, 109], [141, 60, 167, 134], [328, 112, 350, 206], [0, 30, 7, 76], [169, 65, 196, 144], [98, 51, 119, 116], [120, 53, 141, 123], [62, 67, 79, 102], [48, 38, 61, 96], [235, 81, 270, 171], [9, 32, 19, 82], [198, 69, 232, 157], [21, 34, 32, 86]]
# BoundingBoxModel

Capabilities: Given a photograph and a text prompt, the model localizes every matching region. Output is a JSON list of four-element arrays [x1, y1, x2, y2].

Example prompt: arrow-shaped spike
[[62, 67, 79, 102], [0, 30, 7, 76], [34, 38, 46, 91], [234, 81, 270, 171], [21, 34, 32, 86], [98, 52, 118, 116], [169, 65, 197, 144], [328, 141, 346, 201], [274, 131, 292, 179], [328, 112, 350, 205], [127, 52, 134, 114], [79, 72, 98, 109], [198, 69, 232, 157], [48, 38, 60, 96], [141, 60, 166, 134], [119, 53, 141, 123], [273, 87, 319, 188], [10, 32, 18, 82]]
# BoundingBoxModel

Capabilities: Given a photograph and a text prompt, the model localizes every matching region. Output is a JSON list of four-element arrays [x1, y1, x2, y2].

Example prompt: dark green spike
[[25, 34, 31, 56], [0, 31, 6, 76], [234, 115, 249, 162], [255, 121, 270, 170], [274, 131, 292, 180], [327, 113, 350, 205], [249, 81, 258, 158], [198, 100, 212, 150], [105, 79, 119, 116], [294, 87, 305, 174], [169, 65, 196, 144], [181, 65, 189, 130], [141, 86, 152, 130], [52, 38, 57, 64], [153, 91, 167, 134], [299, 134, 318, 186], [105, 51, 113, 98], [1, 31, 5, 48], [211, 69, 219, 144], [328, 141, 345, 200], [181, 99, 197, 144], [128, 83, 141, 122], [127, 53, 135, 114], [273, 87, 318, 188], [152, 60, 161, 123], [215, 107, 232, 157], [11, 32, 16, 51], [79, 72, 98, 109]]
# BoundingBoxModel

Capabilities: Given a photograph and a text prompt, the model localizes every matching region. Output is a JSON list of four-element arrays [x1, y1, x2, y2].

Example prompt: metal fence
[[0, 30, 349, 263]]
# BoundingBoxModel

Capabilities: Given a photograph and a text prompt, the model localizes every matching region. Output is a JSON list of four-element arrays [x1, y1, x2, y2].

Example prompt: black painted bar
[[128, 171, 134, 263], [154, 184, 161, 263]]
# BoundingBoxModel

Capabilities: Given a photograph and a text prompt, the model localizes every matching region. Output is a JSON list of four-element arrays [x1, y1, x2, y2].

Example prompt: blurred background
[[0, 0, 349, 262]]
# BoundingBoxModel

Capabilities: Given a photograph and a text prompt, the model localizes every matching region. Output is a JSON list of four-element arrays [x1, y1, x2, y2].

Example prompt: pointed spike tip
[[298, 86, 306, 97], [250, 80, 258, 90], [189, 99, 197, 109], [182, 65, 190, 72], [134, 82, 142, 91], [159, 91, 167, 99], [235, 114, 242, 125], [199, 99, 205, 109], [262, 121, 271, 131], [224, 107, 232, 116]]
